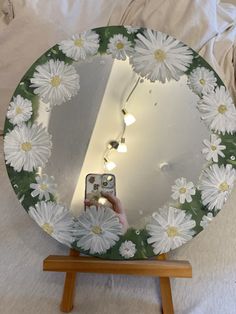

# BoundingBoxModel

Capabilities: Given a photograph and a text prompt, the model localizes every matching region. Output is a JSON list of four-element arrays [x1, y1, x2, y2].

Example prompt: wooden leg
[[43, 251, 191, 313], [157, 254, 174, 314], [60, 250, 80, 313]]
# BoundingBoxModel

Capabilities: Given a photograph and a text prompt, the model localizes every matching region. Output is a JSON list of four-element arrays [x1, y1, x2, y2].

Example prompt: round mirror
[[3, 26, 236, 259]]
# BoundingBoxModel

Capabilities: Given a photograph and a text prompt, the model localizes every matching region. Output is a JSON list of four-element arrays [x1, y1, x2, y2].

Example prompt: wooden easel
[[43, 249, 192, 313]]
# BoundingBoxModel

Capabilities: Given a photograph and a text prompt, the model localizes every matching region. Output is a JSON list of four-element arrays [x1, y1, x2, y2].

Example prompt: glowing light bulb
[[104, 158, 116, 171], [117, 138, 127, 153], [98, 197, 107, 205], [122, 109, 136, 126]]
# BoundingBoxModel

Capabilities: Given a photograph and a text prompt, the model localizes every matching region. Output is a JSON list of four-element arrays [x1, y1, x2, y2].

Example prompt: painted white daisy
[[146, 207, 196, 254], [30, 59, 80, 106], [75, 206, 123, 254], [129, 29, 193, 83], [4, 123, 52, 172], [199, 164, 235, 211], [29, 201, 75, 246], [187, 67, 217, 95], [58, 30, 100, 61], [107, 34, 133, 60], [125, 26, 139, 34], [119, 240, 136, 259], [7, 95, 32, 125], [30, 174, 57, 201], [202, 134, 226, 162], [171, 177, 196, 204], [200, 212, 214, 229], [198, 86, 236, 134]]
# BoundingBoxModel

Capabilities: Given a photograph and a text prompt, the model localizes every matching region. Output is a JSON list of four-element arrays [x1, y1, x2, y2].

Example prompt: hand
[[101, 192, 129, 232]]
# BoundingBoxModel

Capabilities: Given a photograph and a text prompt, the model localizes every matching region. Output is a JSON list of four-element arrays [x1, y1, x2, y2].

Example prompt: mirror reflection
[[35, 55, 210, 227]]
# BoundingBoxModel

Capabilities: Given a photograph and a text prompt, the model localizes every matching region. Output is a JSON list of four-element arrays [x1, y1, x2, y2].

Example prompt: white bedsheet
[[0, 1, 236, 313]]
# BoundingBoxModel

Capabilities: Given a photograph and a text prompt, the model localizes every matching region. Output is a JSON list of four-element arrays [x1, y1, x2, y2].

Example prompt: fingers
[[101, 192, 122, 213], [86, 192, 124, 217], [101, 191, 116, 202], [84, 199, 98, 207]]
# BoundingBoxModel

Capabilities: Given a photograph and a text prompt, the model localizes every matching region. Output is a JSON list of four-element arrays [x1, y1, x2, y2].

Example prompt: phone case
[[85, 173, 116, 208]]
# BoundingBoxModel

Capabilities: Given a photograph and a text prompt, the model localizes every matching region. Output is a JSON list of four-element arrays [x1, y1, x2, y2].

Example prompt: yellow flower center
[[219, 181, 229, 192], [211, 145, 217, 151], [15, 106, 23, 114], [166, 226, 179, 238], [42, 223, 54, 235], [74, 38, 84, 47], [40, 184, 48, 191], [21, 142, 32, 152], [91, 225, 103, 235], [218, 104, 227, 114], [116, 42, 124, 50], [199, 79, 205, 85], [179, 187, 187, 194], [50, 75, 61, 87], [154, 49, 166, 61]]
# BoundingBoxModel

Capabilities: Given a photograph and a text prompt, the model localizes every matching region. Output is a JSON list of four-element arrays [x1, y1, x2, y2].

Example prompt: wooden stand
[[43, 249, 192, 313]]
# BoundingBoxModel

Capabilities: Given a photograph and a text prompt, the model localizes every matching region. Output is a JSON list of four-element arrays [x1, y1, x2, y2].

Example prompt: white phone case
[[85, 173, 116, 208]]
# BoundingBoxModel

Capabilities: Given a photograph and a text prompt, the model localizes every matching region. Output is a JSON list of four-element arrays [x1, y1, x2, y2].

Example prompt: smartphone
[[85, 173, 116, 208]]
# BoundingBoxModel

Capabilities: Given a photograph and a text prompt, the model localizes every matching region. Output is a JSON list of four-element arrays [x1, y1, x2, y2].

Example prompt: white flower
[[59, 30, 99, 61], [125, 26, 139, 34], [200, 212, 214, 229], [119, 240, 136, 259], [30, 59, 80, 106], [75, 206, 122, 254], [130, 29, 193, 83], [107, 34, 133, 60], [7, 95, 32, 125], [199, 164, 235, 211], [4, 123, 52, 172], [187, 67, 217, 95], [29, 201, 75, 246], [202, 134, 226, 162], [146, 207, 196, 254], [198, 86, 236, 134], [171, 177, 196, 204], [30, 174, 57, 201]]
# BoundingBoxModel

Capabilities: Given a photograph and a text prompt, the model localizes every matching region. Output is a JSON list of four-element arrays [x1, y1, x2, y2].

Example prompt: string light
[[102, 76, 140, 170], [122, 109, 136, 126], [117, 138, 127, 153], [120, 76, 140, 127], [108, 140, 119, 150], [108, 139, 127, 153], [104, 158, 116, 171]]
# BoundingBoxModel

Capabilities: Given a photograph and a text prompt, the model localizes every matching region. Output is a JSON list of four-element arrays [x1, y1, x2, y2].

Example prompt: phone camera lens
[[103, 182, 108, 186]]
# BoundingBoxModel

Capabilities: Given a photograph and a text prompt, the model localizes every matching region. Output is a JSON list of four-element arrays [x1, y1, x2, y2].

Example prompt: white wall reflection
[[37, 55, 210, 227]]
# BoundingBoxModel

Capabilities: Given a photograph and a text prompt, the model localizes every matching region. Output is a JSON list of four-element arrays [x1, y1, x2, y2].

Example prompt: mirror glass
[[37, 55, 209, 227], [4, 26, 236, 259]]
